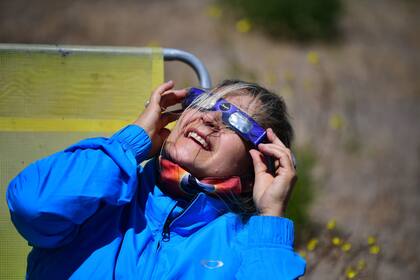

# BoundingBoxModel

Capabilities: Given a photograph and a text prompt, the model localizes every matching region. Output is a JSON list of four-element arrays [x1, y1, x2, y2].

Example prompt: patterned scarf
[[158, 157, 242, 199]]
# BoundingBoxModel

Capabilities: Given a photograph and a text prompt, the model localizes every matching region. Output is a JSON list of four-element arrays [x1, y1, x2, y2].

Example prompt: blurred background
[[1, 0, 419, 279]]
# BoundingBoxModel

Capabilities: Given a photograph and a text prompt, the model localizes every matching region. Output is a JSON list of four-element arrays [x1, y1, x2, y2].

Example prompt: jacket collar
[[143, 158, 230, 237], [170, 192, 229, 236]]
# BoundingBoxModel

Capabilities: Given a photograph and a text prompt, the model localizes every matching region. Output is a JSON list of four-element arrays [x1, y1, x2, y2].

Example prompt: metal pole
[[163, 48, 212, 89]]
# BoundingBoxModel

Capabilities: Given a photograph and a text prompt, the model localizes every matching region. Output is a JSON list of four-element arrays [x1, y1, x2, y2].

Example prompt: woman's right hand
[[133, 81, 187, 158]]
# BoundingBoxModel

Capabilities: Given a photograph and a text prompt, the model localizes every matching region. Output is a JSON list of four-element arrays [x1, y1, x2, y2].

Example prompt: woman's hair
[[201, 79, 295, 217], [213, 79, 294, 148]]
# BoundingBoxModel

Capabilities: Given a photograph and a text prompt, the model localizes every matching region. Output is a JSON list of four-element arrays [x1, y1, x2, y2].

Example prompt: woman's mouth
[[187, 131, 210, 150]]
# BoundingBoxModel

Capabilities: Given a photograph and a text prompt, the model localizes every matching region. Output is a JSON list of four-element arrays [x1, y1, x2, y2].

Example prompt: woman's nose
[[201, 111, 223, 128]]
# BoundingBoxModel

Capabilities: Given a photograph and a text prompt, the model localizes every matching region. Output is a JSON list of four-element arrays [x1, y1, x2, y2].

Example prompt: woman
[[7, 80, 305, 279]]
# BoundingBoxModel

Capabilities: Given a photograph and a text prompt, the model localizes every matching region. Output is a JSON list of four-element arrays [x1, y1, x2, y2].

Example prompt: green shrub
[[223, 0, 342, 41]]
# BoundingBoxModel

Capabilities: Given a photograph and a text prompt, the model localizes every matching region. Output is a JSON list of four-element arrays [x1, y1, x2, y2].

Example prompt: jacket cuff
[[111, 124, 152, 163], [248, 216, 294, 247]]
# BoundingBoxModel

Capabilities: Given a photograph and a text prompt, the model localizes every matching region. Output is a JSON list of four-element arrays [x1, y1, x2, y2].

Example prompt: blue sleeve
[[236, 216, 306, 280], [6, 124, 152, 249]]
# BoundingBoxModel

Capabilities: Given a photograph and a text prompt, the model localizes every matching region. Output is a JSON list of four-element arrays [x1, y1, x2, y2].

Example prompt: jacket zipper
[[151, 195, 200, 278], [151, 202, 177, 278], [161, 218, 171, 242], [155, 203, 177, 253], [158, 194, 200, 248]]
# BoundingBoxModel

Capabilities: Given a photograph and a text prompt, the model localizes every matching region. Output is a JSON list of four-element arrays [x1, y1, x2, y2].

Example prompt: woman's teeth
[[187, 131, 209, 149]]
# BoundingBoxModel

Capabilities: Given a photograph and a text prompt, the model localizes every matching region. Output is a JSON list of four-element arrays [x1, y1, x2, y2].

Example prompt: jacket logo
[[200, 259, 224, 269]]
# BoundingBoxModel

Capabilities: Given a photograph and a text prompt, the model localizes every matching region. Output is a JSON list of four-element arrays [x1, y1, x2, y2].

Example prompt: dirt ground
[[1, 0, 419, 279]]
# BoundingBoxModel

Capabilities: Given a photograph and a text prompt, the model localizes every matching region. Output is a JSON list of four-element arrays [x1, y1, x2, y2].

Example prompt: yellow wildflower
[[367, 236, 377, 245], [332, 236, 342, 246], [307, 51, 319, 65], [206, 5, 222, 19], [326, 219, 336, 230], [357, 259, 366, 271], [329, 114, 344, 130], [369, 245, 380, 255], [307, 238, 319, 252], [298, 250, 307, 258], [341, 242, 352, 252], [236, 18, 252, 33], [345, 266, 357, 279]]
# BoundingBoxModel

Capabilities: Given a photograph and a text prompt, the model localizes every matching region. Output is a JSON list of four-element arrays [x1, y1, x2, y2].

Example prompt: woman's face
[[163, 93, 260, 180]]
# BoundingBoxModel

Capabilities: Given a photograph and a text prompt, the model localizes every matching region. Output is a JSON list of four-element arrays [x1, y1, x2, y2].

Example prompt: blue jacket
[[6, 125, 306, 279]]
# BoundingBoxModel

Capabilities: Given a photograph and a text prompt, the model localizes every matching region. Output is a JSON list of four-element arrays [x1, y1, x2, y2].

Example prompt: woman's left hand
[[249, 128, 297, 217]]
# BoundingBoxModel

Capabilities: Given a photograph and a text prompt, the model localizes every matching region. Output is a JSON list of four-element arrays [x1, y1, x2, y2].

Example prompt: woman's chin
[[172, 158, 202, 177], [168, 155, 208, 179]]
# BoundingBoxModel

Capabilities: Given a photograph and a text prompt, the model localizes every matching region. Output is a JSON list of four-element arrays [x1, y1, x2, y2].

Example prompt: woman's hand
[[249, 128, 297, 217], [133, 81, 187, 158]]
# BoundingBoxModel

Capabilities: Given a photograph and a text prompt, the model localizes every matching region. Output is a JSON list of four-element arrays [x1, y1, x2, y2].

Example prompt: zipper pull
[[162, 219, 171, 242]]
